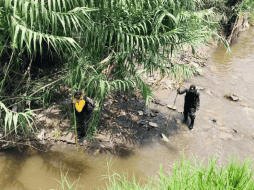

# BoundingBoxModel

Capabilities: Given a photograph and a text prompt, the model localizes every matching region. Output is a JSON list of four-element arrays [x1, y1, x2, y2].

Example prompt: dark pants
[[75, 111, 93, 137], [184, 106, 196, 127]]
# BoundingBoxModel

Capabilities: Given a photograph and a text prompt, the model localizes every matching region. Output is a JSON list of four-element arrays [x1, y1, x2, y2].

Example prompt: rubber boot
[[189, 117, 195, 130], [183, 108, 188, 123]]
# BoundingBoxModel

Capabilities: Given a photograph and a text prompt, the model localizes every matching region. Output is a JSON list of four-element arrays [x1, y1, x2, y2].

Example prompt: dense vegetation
[[0, 0, 253, 141]]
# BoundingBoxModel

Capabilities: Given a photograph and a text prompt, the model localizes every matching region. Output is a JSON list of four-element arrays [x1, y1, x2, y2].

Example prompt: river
[[0, 27, 254, 190]]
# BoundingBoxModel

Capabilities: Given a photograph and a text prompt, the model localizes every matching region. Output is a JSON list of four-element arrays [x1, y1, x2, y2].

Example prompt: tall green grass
[[52, 155, 254, 190]]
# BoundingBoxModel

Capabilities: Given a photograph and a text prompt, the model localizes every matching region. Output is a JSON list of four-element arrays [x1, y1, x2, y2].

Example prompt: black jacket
[[178, 89, 200, 108]]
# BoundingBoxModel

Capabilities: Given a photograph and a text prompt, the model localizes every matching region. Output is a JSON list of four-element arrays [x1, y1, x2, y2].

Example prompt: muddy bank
[[26, 92, 183, 156], [30, 48, 212, 155], [0, 30, 236, 155], [1, 15, 252, 154], [1, 36, 213, 155]]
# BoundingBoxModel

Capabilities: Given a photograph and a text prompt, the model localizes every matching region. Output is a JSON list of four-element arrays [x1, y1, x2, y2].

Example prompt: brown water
[[1, 28, 254, 190]]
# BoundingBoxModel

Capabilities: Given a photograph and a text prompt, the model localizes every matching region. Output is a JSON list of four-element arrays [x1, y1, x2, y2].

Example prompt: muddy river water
[[1, 28, 254, 190]]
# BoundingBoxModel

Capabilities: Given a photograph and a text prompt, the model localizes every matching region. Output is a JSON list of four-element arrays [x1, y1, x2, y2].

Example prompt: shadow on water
[[0, 147, 32, 190], [0, 145, 91, 190]]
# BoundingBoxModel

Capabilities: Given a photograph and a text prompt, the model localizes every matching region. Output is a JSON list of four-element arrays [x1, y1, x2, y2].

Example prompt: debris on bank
[[167, 105, 177, 110], [224, 94, 240, 101]]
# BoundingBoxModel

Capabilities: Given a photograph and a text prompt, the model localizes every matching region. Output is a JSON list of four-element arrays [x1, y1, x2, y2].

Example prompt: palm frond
[[0, 101, 34, 136]]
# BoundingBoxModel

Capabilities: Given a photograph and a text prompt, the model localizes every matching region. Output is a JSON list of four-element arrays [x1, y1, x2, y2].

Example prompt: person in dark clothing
[[73, 90, 95, 137], [177, 85, 200, 130]]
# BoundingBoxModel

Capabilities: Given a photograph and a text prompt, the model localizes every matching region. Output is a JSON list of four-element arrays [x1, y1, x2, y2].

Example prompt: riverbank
[[1, 0, 254, 153], [2, 25, 251, 156], [26, 41, 214, 155]]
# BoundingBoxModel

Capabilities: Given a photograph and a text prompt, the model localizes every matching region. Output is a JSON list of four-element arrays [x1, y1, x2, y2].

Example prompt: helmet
[[189, 85, 196, 91], [189, 85, 197, 94]]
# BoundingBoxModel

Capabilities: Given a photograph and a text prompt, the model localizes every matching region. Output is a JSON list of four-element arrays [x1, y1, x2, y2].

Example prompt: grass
[[52, 155, 254, 190]]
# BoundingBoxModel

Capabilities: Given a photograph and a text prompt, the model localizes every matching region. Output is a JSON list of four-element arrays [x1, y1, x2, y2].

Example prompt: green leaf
[[161, 133, 169, 142]]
